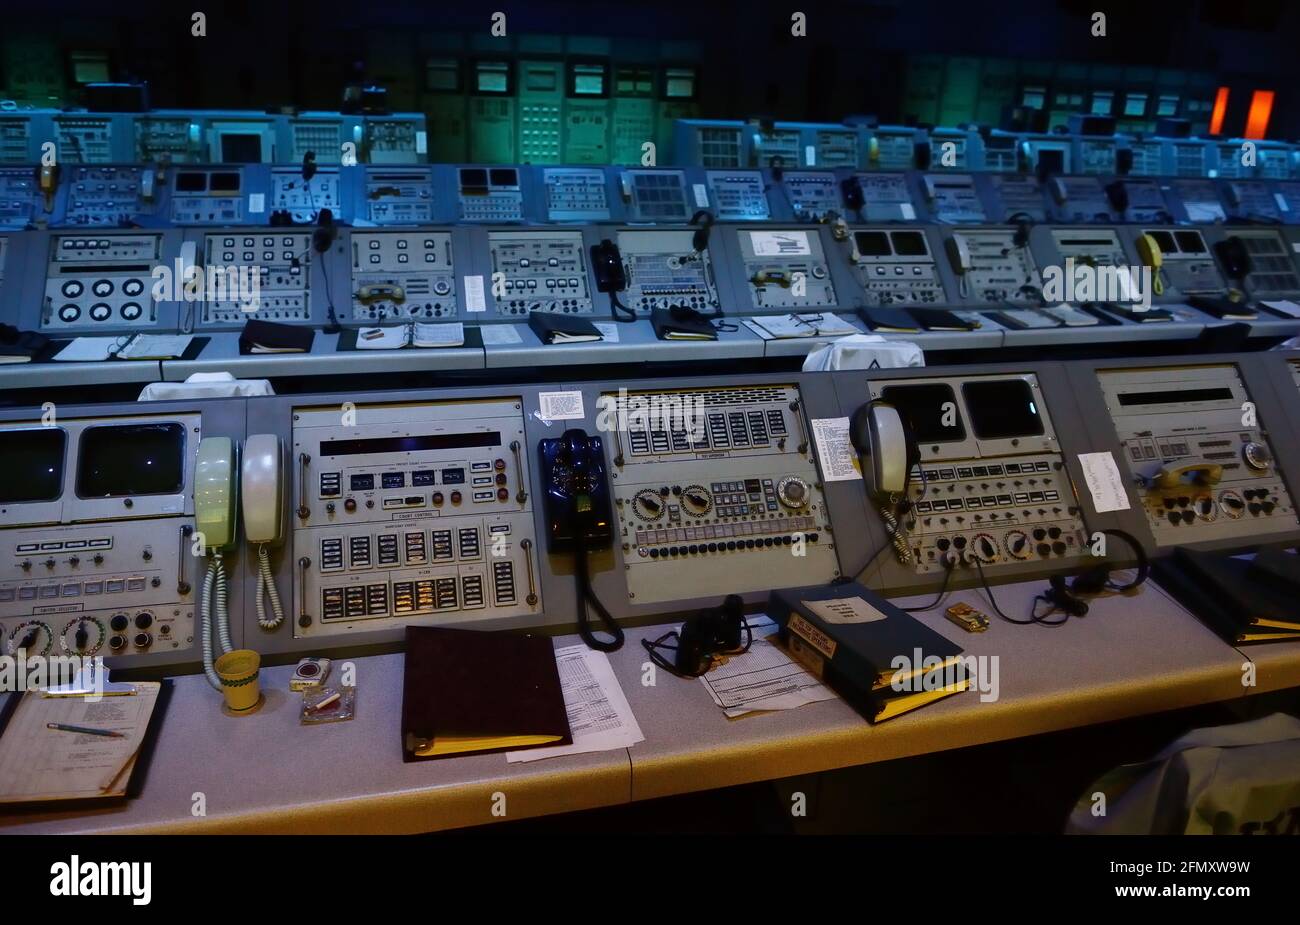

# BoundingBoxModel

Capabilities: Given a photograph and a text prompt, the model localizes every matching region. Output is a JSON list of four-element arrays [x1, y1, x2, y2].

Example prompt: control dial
[[680, 485, 713, 517], [1217, 489, 1246, 519], [966, 533, 1001, 565], [7, 620, 53, 656], [61, 616, 106, 656], [777, 476, 811, 510], [632, 489, 667, 522], [1004, 529, 1032, 560], [1242, 442, 1272, 472]]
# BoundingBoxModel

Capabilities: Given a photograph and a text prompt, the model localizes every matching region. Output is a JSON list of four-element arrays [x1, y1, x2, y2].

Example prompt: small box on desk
[[767, 581, 970, 723]]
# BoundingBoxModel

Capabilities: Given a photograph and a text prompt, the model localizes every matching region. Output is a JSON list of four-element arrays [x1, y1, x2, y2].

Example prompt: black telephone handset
[[539, 429, 613, 550], [1214, 235, 1252, 284], [850, 402, 919, 565], [538, 430, 622, 651], [590, 239, 636, 322]]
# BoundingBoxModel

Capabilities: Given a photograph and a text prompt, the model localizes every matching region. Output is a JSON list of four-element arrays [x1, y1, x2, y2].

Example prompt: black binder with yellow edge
[[767, 581, 969, 724], [1154, 548, 1300, 644], [400, 626, 572, 761]]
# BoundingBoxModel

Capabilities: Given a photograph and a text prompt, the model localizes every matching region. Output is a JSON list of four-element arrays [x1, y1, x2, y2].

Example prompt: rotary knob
[[1004, 529, 1031, 560], [966, 533, 1000, 565], [777, 477, 810, 509], [680, 485, 712, 516], [632, 489, 666, 521], [1242, 442, 1272, 471]]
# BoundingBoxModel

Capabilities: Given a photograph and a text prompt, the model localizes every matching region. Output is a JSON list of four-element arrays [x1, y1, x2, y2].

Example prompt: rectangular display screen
[[962, 380, 1044, 440], [854, 231, 891, 257], [879, 383, 966, 443], [320, 432, 502, 457], [892, 231, 927, 257], [0, 429, 66, 504], [1117, 387, 1232, 407], [77, 423, 185, 497]]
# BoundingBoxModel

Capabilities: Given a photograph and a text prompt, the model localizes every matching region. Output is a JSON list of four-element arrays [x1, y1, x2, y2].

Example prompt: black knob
[[109, 635, 127, 650], [74, 625, 89, 650], [134, 612, 153, 629]]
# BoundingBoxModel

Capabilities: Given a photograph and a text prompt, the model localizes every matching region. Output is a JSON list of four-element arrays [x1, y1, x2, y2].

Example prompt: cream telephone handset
[[241, 434, 285, 631], [945, 234, 973, 298], [1135, 233, 1166, 296], [195, 437, 237, 689], [850, 402, 916, 564]]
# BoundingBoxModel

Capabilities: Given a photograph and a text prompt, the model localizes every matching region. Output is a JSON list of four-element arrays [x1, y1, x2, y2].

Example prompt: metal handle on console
[[510, 440, 527, 503], [520, 538, 538, 606], [177, 525, 193, 595], [790, 401, 809, 455], [297, 557, 311, 628], [297, 452, 311, 519], [612, 425, 625, 468]]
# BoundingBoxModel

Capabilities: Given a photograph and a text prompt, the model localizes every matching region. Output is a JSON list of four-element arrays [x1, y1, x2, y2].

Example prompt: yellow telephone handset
[[1135, 233, 1165, 296]]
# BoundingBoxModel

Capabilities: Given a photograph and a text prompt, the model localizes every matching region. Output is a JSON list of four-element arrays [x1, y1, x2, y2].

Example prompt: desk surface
[[3, 579, 1296, 834]]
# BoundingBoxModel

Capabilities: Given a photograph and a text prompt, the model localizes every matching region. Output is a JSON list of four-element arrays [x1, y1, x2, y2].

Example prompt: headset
[[641, 594, 751, 678], [1037, 528, 1150, 619]]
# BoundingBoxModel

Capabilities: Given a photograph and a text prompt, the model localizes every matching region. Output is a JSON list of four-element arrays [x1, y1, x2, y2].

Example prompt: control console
[[291, 399, 540, 638], [605, 384, 838, 604], [1098, 365, 1297, 546]]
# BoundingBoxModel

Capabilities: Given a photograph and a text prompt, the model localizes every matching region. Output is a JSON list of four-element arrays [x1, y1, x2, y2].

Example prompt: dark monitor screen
[[962, 380, 1045, 440], [879, 383, 966, 443], [459, 167, 488, 188], [1174, 231, 1206, 254], [77, 423, 185, 498], [1037, 149, 1065, 174], [175, 171, 207, 193], [488, 168, 518, 187], [892, 231, 928, 257], [0, 429, 66, 504], [854, 231, 891, 257], [219, 133, 263, 164]]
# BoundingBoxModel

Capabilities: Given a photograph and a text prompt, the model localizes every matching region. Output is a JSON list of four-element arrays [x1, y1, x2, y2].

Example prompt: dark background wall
[[2, 0, 1296, 138]]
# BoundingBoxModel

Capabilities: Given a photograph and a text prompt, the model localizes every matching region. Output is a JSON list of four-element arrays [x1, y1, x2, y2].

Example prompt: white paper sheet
[[698, 620, 838, 718], [479, 324, 523, 345], [507, 646, 644, 762]]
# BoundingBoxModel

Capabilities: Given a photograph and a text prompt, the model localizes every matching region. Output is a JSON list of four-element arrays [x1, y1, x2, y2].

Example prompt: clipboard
[[0, 680, 172, 812]]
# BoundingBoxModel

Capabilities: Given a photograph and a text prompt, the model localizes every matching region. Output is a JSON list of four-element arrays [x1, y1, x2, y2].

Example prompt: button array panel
[[201, 232, 313, 324], [487, 230, 592, 315], [349, 231, 457, 321]]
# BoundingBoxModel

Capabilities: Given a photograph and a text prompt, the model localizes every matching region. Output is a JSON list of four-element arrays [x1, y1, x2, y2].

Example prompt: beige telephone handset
[[195, 437, 237, 689], [850, 402, 914, 564], [177, 240, 199, 332], [945, 235, 973, 299], [1134, 233, 1166, 296], [241, 434, 286, 630]]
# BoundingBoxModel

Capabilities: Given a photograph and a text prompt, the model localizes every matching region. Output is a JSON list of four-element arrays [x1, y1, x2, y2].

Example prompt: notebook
[[1103, 303, 1174, 323], [1042, 304, 1102, 327], [651, 306, 718, 341], [239, 318, 315, 354], [355, 322, 466, 349], [1189, 295, 1257, 321], [914, 309, 981, 332], [743, 313, 860, 339], [858, 305, 920, 333], [528, 312, 602, 345], [987, 308, 1062, 330], [52, 334, 195, 362], [0, 680, 170, 807], [1154, 548, 1300, 643], [768, 581, 969, 724], [401, 626, 572, 760], [0, 329, 51, 364]]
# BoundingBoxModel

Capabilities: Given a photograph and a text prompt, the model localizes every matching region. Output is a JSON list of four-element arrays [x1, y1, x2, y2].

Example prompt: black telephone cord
[[574, 536, 625, 652]]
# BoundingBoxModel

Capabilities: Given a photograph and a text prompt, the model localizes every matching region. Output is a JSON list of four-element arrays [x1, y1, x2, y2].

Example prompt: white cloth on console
[[801, 334, 924, 371], [138, 372, 275, 401]]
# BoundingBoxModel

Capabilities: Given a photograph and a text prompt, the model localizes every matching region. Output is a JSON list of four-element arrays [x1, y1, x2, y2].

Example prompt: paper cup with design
[[215, 650, 262, 714]]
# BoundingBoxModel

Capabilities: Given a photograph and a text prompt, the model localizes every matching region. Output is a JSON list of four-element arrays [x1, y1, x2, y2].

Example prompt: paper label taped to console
[[538, 391, 585, 422], [750, 230, 811, 257], [1077, 451, 1132, 513], [788, 614, 837, 659], [811, 417, 862, 482]]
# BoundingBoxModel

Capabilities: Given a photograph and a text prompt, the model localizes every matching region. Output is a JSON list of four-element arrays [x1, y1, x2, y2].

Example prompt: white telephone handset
[[241, 434, 285, 630], [945, 235, 974, 299]]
